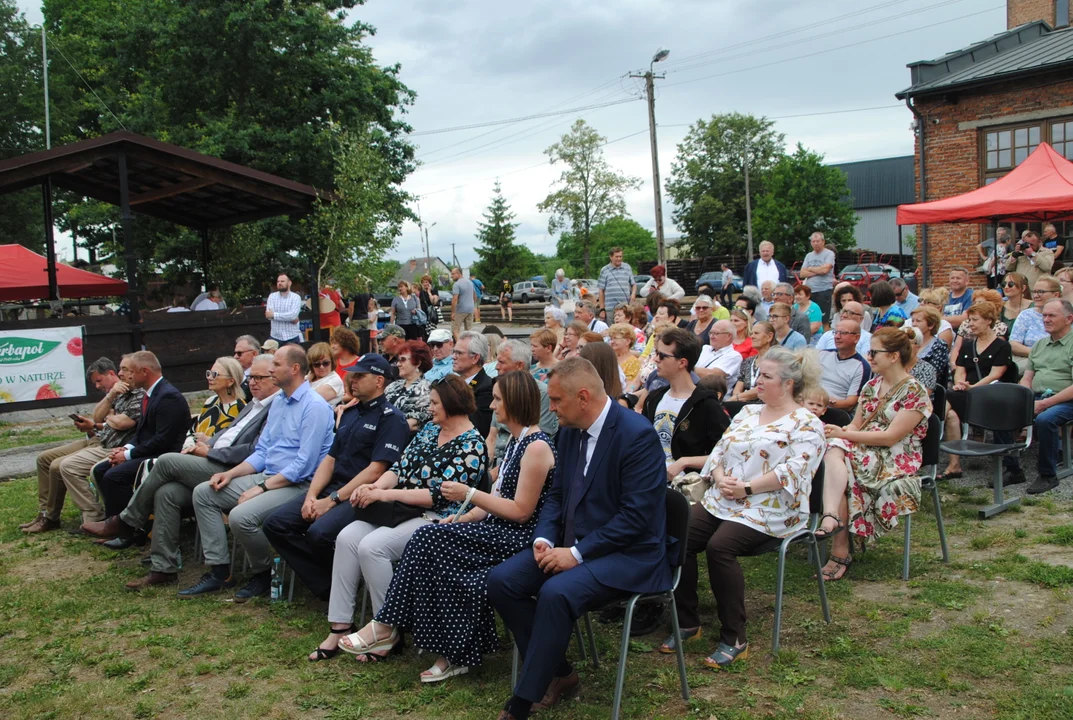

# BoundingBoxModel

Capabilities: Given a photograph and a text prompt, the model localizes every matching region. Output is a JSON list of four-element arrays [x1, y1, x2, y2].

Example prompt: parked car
[[694, 271, 743, 295], [837, 264, 891, 300], [513, 280, 550, 304], [633, 274, 652, 289]]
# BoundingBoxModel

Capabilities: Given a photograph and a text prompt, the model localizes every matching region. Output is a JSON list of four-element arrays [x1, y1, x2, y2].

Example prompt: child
[[367, 297, 380, 354], [696, 373, 727, 402], [803, 386, 830, 419]]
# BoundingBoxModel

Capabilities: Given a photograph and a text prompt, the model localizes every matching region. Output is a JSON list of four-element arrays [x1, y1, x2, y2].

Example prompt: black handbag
[[351, 500, 424, 528]]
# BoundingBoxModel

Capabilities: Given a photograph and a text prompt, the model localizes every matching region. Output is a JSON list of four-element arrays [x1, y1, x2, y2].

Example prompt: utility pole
[[631, 49, 670, 264], [42, 26, 50, 150], [743, 146, 754, 262], [452, 243, 459, 270]]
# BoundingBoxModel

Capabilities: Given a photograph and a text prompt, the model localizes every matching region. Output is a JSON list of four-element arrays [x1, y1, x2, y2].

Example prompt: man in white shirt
[[575, 301, 608, 334], [266, 273, 303, 344], [744, 241, 788, 290], [815, 301, 872, 356], [695, 320, 743, 387]]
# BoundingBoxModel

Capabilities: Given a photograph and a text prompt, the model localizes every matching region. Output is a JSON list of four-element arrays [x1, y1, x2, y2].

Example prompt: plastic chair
[[902, 413, 948, 580], [939, 383, 1034, 518], [575, 488, 692, 720], [821, 407, 852, 427], [740, 459, 830, 654]]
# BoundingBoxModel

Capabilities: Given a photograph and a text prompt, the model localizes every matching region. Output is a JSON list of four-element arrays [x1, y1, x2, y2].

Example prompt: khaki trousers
[[57, 443, 111, 523], [36, 438, 98, 521]]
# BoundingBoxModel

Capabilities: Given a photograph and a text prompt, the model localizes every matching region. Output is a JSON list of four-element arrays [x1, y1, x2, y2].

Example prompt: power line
[[46, 34, 127, 131], [660, 104, 907, 128], [407, 97, 638, 136], [661, 5, 1004, 91]]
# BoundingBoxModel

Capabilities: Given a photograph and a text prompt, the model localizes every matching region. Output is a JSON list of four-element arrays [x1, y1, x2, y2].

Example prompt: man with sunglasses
[[772, 282, 813, 342], [233, 335, 261, 396], [424, 328, 455, 382], [890, 278, 918, 314], [84, 355, 281, 590]]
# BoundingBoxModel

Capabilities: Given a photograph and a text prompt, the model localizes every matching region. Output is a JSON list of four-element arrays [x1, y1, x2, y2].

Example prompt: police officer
[[263, 354, 411, 600]]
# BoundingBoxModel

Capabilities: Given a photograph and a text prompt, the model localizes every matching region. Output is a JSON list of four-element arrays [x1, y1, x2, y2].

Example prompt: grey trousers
[[327, 517, 432, 625], [119, 452, 227, 574], [192, 474, 306, 574]]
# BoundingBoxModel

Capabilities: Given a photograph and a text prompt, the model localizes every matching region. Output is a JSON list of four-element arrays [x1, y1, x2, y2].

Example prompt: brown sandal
[[821, 555, 852, 581]]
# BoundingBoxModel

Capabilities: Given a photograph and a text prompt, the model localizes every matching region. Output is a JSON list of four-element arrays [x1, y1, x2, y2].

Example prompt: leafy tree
[[471, 181, 525, 286], [666, 113, 783, 258], [557, 217, 656, 277], [0, 0, 44, 251], [752, 144, 857, 263], [537, 119, 640, 275], [40, 0, 415, 303]]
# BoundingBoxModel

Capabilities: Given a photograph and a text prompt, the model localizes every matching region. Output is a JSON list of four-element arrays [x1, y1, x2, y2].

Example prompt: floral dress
[[390, 422, 487, 517], [828, 376, 932, 539], [375, 429, 554, 667], [385, 377, 432, 429]]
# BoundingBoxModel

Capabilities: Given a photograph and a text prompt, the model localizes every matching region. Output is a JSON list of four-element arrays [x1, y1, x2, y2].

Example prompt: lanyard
[[502, 426, 532, 471]]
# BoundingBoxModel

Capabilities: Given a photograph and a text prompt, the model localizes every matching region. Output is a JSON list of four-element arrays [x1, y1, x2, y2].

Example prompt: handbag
[[560, 298, 576, 314], [350, 500, 424, 528], [671, 471, 709, 504]]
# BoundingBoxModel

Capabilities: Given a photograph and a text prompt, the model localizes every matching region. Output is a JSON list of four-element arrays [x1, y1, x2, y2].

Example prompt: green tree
[[41, 0, 415, 302], [557, 217, 656, 277], [0, 0, 44, 251], [537, 119, 641, 276], [666, 113, 783, 258], [471, 181, 525, 286], [752, 144, 857, 263]]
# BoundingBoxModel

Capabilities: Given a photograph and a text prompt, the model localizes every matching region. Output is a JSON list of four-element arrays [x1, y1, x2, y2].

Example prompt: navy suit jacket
[[129, 378, 190, 460], [534, 400, 671, 596]]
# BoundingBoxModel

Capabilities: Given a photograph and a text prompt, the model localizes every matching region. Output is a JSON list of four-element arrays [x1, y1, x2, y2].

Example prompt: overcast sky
[[18, 0, 1004, 267]]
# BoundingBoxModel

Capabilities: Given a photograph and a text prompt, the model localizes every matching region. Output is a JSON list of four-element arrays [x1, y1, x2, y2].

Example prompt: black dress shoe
[[99, 530, 148, 550], [179, 572, 237, 598], [1027, 475, 1060, 494], [234, 572, 272, 603], [1003, 469, 1027, 486]]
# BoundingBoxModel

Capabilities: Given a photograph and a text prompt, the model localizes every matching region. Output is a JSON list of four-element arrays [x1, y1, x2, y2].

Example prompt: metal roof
[[830, 155, 915, 209], [897, 22, 1073, 99], [0, 132, 322, 230]]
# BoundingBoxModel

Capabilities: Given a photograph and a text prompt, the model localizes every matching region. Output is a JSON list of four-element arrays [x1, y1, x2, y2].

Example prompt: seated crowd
[[21, 255, 1073, 718]]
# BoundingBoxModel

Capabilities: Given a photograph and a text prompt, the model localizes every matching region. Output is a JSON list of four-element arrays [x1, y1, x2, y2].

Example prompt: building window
[[1052, 121, 1073, 160], [984, 125, 1040, 172]]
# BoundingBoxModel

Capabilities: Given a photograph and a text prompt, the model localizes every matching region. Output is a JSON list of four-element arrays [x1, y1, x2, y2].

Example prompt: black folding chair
[[575, 487, 691, 720], [902, 413, 948, 580], [821, 407, 852, 427], [939, 383, 1034, 519], [737, 459, 830, 654]]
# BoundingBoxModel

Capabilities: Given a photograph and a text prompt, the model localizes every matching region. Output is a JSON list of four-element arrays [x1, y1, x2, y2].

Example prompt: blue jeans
[[1001, 397, 1073, 477]]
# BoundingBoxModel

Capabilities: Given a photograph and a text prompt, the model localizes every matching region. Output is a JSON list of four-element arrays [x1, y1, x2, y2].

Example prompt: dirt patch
[[6, 548, 102, 586]]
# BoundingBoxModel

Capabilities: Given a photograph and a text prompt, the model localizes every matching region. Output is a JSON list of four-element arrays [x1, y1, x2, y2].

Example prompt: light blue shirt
[[897, 292, 920, 314], [424, 357, 454, 383], [244, 381, 333, 483], [816, 328, 872, 357], [778, 330, 807, 351], [1010, 307, 1047, 348]]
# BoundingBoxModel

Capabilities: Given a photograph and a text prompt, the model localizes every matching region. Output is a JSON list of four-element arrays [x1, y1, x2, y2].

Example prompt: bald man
[[695, 319, 743, 388]]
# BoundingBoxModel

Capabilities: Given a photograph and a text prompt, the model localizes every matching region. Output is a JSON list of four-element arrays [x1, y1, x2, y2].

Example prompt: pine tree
[[472, 181, 525, 286]]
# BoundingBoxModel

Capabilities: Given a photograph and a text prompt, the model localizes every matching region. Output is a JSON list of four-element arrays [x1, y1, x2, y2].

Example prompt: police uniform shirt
[[329, 396, 410, 484]]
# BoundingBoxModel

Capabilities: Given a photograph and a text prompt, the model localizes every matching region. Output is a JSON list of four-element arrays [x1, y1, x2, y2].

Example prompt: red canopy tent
[[897, 143, 1073, 225], [0, 244, 128, 302]]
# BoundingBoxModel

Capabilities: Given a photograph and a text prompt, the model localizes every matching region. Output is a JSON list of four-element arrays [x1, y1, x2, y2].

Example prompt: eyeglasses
[[840, 309, 862, 317], [923, 300, 941, 307], [694, 305, 712, 311], [451, 349, 475, 357], [311, 360, 333, 368], [710, 330, 732, 336], [833, 330, 860, 336], [867, 349, 894, 359], [428, 342, 444, 349], [397, 356, 412, 364], [248, 374, 271, 383], [205, 370, 219, 379], [654, 350, 678, 361], [1032, 289, 1057, 296], [233, 349, 254, 357], [773, 291, 792, 297], [769, 314, 788, 320]]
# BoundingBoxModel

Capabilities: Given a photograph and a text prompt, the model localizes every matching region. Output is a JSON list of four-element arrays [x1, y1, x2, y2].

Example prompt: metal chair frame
[[902, 412, 949, 580]]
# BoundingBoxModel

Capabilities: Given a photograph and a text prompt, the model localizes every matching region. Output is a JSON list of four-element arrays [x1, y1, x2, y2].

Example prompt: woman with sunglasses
[[1009, 275, 1060, 359], [307, 342, 345, 405], [917, 288, 955, 345], [686, 295, 718, 345], [817, 327, 932, 581], [385, 341, 435, 433], [999, 273, 1033, 341], [184, 357, 246, 449]]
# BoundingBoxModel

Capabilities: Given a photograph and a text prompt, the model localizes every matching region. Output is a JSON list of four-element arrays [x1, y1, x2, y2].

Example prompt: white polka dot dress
[[375, 431, 555, 667]]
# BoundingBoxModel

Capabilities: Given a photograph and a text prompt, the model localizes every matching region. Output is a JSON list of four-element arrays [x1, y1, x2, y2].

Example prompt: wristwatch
[[329, 491, 341, 506], [744, 483, 753, 496], [256, 480, 268, 493]]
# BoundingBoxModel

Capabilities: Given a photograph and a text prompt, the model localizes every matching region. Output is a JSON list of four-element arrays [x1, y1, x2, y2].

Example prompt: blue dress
[[375, 430, 555, 667]]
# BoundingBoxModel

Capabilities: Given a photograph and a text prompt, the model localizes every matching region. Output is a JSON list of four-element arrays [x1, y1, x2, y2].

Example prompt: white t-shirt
[[311, 372, 345, 405], [697, 344, 743, 388], [654, 393, 688, 466]]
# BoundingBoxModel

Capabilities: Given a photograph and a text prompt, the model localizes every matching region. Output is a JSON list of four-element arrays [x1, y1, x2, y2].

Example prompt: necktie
[[141, 392, 149, 416], [562, 431, 590, 547]]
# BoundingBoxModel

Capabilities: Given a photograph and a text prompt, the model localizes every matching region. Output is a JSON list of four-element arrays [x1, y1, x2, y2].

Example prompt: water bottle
[[270, 557, 283, 601]]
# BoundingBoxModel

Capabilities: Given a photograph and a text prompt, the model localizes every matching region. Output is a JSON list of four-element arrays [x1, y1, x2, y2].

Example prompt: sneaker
[[233, 572, 271, 603], [178, 572, 237, 598], [1027, 475, 1060, 495], [1003, 469, 1027, 486]]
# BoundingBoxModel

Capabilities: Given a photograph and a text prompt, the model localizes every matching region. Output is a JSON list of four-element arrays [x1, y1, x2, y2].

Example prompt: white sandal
[[339, 624, 398, 656], [420, 660, 469, 683]]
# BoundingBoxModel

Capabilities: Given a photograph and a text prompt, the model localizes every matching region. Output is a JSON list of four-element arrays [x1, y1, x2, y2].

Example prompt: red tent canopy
[[0, 244, 128, 302], [897, 143, 1073, 225]]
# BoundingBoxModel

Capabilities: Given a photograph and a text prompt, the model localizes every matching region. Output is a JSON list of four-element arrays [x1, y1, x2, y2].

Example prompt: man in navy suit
[[488, 357, 670, 720], [92, 351, 190, 519]]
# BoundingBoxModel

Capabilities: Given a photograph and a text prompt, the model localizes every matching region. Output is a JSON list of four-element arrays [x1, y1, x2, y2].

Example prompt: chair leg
[[980, 457, 1020, 518], [359, 583, 369, 626], [667, 594, 690, 701], [611, 595, 640, 720], [932, 482, 950, 563], [511, 642, 519, 690], [573, 620, 586, 662], [902, 513, 912, 581], [583, 613, 598, 667], [1058, 424, 1073, 481], [288, 564, 296, 603], [773, 541, 788, 655], [810, 536, 831, 625]]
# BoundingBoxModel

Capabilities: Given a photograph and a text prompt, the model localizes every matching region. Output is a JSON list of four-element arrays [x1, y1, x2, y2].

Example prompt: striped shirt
[[598, 262, 634, 310], [267, 291, 303, 341]]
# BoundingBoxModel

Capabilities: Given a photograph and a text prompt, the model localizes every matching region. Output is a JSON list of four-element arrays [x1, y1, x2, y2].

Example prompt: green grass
[[0, 421, 84, 451], [1, 477, 1073, 719]]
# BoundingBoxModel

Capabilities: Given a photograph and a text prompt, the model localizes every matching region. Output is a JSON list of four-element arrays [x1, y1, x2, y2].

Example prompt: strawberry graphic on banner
[[0, 327, 87, 403]]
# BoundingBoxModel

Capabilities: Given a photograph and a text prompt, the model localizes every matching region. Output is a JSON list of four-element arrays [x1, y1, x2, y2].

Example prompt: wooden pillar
[[42, 177, 59, 301], [200, 227, 210, 289], [117, 150, 142, 350], [308, 255, 322, 344]]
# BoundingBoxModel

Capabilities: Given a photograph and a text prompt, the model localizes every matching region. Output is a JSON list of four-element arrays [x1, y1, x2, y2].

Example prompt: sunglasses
[[205, 370, 219, 379], [233, 349, 254, 357], [397, 356, 412, 364], [1003, 281, 1018, 288], [428, 341, 445, 348], [654, 350, 678, 361], [311, 360, 333, 368], [867, 349, 894, 359], [248, 374, 271, 383]]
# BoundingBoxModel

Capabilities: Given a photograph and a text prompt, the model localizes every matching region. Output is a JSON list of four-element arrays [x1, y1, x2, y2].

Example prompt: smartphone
[[68, 413, 82, 421]]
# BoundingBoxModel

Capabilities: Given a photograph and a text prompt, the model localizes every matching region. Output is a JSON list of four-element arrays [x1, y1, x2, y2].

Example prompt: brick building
[[896, 0, 1073, 286]]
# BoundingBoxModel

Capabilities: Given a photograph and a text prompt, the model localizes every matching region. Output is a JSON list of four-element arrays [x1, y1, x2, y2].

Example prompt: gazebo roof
[[0, 131, 322, 230]]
